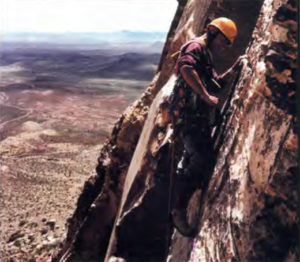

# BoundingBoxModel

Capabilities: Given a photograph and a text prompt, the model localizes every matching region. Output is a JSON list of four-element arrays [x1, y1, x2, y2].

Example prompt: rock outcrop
[[52, 0, 298, 261]]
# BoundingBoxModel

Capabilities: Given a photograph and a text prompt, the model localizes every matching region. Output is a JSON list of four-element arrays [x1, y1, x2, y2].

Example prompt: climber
[[169, 17, 247, 236]]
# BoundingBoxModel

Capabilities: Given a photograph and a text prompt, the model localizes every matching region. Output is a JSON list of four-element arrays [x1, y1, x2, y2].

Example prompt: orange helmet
[[208, 17, 237, 44]]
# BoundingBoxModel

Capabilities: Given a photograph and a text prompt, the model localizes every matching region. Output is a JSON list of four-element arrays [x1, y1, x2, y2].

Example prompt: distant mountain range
[[3, 31, 167, 44], [1, 45, 161, 92], [2, 31, 166, 52]]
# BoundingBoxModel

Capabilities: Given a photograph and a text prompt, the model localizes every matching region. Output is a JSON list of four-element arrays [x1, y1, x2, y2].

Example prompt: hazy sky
[[2, 0, 178, 33]]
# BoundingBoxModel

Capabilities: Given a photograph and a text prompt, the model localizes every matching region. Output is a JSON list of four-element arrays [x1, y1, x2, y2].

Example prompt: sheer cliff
[[52, 0, 298, 261]]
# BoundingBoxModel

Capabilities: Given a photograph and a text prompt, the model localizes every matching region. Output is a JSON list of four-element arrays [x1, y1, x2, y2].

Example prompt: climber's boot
[[171, 209, 196, 237]]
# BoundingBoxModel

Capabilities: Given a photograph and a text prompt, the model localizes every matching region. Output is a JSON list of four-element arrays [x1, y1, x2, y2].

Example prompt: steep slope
[[52, 0, 297, 261], [169, 1, 298, 261]]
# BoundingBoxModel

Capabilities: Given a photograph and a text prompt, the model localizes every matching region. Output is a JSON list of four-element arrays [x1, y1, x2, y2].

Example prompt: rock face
[[52, 0, 298, 261]]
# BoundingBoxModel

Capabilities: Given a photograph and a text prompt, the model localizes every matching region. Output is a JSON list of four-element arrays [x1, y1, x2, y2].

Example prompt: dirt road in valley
[[0, 104, 33, 130]]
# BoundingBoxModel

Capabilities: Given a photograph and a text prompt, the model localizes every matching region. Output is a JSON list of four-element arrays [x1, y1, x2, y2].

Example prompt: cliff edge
[[52, 0, 298, 261]]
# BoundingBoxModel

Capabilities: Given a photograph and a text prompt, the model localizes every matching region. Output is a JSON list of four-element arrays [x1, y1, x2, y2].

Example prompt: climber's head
[[206, 17, 237, 52]]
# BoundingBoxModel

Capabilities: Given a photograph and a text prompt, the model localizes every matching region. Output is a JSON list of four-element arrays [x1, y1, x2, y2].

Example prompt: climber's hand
[[233, 54, 248, 71], [238, 54, 248, 66], [205, 95, 219, 106]]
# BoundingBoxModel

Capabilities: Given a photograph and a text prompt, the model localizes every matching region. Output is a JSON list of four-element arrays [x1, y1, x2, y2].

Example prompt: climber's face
[[207, 25, 231, 54], [211, 32, 231, 53]]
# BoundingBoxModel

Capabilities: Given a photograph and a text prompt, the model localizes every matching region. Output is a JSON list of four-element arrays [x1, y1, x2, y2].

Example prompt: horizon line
[[2, 30, 169, 34]]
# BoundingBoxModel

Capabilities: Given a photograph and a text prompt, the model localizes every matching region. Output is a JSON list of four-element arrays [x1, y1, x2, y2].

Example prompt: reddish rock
[[52, 0, 297, 261]]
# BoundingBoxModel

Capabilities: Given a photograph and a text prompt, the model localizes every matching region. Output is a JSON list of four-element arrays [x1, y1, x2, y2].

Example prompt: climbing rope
[[165, 119, 176, 259]]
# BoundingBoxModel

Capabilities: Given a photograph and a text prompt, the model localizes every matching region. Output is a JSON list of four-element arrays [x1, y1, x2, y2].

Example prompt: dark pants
[[174, 127, 215, 210]]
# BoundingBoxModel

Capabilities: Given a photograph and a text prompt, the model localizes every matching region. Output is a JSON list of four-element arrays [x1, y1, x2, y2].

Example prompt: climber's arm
[[215, 54, 248, 82], [180, 65, 218, 106]]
